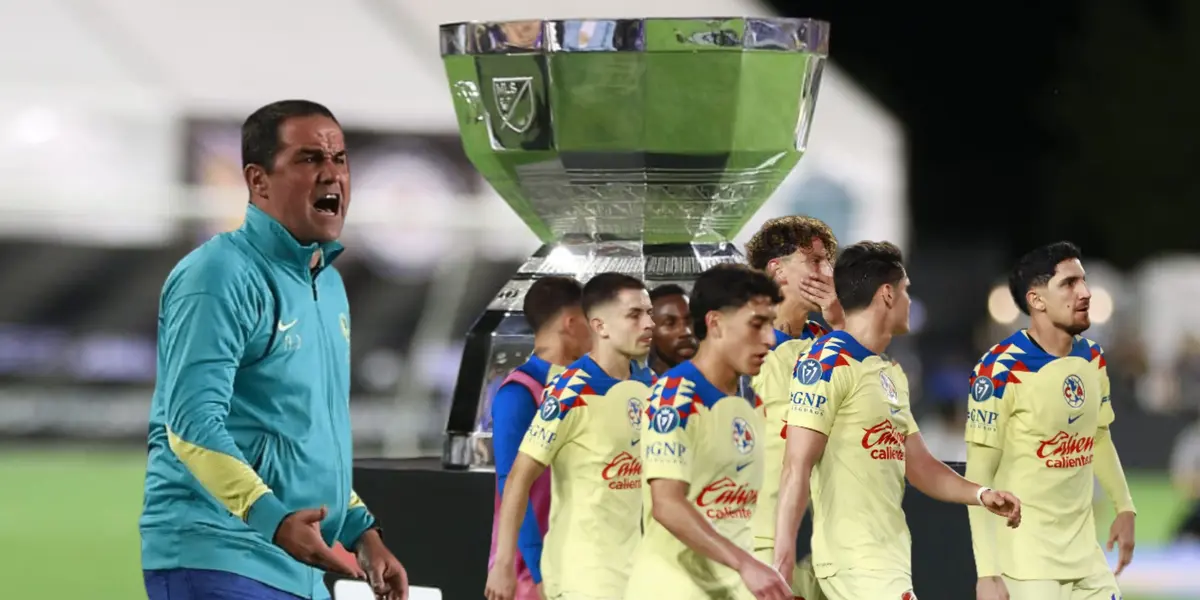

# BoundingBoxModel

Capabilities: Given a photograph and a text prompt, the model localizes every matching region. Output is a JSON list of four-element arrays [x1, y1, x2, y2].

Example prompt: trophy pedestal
[[341, 459, 495, 599], [442, 241, 746, 469], [340, 460, 977, 599]]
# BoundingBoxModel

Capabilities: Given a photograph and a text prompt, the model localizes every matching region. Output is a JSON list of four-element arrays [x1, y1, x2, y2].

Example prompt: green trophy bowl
[[439, 17, 829, 469]]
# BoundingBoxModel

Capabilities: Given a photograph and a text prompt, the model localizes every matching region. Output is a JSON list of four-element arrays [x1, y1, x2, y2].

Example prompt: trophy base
[[441, 241, 745, 469]]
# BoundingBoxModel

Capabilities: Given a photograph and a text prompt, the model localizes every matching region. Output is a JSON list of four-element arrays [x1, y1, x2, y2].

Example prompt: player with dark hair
[[776, 242, 1021, 600], [487, 273, 655, 600], [141, 100, 409, 600], [648, 284, 698, 376], [488, 276, 592, 600], [743, 215, 842, 599], [967, 241, 1136, 600], [627, 264, 792, 600]]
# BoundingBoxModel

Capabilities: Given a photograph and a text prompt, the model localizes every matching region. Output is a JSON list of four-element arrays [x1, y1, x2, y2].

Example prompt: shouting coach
[[140, 100, 408, 600]]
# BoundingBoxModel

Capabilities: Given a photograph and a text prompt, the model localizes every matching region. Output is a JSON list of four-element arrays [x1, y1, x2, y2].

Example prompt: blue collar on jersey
[[524, 353, 554, 377], [772, 328, 791, 349], [563, 354, 654, 395], [241, 203, 345, 274], [814, 330, 877, 362], [772, 322, 829, 350], [666, 360, 733, 408], [1007, 330, 1093, 368]]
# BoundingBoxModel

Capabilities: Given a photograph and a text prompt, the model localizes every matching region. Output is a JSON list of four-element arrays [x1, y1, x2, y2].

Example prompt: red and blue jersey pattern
[[771, 320, 829, 350], [645, 375, 698, 430], [969, 331, 1096, 401], [795, 330, 875, 384]]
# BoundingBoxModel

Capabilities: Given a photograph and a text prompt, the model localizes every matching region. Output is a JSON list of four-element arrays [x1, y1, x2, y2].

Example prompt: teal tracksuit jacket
[[140, 205, 375, 599]]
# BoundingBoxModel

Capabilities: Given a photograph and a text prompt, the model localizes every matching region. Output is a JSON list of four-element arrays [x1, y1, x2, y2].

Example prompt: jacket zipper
[[310, 270, 347, 592]]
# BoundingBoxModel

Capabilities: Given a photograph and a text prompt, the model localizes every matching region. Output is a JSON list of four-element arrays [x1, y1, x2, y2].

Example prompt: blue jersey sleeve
[[491, 382, 546, 582]]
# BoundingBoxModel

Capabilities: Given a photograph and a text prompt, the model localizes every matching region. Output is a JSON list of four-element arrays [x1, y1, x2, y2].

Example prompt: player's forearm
[[651, 493, 755, 572], [494, 454, 544, 567], [909, 458, 982, 505], [965, 443, 1003, 578], [906, 435, 985, 505], [774, 459, 813, 561], [1094, 428, 1137, 514]]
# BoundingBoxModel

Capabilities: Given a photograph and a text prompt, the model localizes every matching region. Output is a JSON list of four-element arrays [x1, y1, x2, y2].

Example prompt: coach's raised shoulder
[[161, 237, 269, 319]]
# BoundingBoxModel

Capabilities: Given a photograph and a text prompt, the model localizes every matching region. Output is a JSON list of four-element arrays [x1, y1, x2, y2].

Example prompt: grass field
[[0, 447, 1191, 599]]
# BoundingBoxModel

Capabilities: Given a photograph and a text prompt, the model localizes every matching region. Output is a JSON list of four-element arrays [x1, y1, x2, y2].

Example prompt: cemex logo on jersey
[[861, 420, 906, 461], [602, 451, 642, 490], [696, 477, 757, 521], [1037, 431, 1095, 469]]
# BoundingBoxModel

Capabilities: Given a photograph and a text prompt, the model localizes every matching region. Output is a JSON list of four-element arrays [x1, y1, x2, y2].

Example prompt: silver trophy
[[439, 17, 829, 469]]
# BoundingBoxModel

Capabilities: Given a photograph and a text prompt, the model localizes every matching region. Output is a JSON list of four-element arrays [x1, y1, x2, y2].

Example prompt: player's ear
[[560, 311, 577, 334], [767, 258, 784, 283], [1026, 288, 1044, 313], [244, 164, 269, 199], [878, 283, 894, 309], [589, 315, 606, 338], [704, 309, 721, 339]]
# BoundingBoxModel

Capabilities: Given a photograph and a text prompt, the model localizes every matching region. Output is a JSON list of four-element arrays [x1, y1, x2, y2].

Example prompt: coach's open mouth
[[314, 193, 341, 216]]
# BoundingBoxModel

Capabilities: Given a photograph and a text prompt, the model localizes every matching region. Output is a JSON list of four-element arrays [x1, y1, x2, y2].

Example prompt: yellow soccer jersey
[[626, 360, 766, 600], [749, 322, 828, 547], [518, 355, 653, 598], [965, 330, 1114, 580], [788, 330, 918, 578]]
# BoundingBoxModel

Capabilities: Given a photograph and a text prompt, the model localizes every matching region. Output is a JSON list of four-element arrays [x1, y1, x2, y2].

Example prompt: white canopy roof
[[1, 0, 906, 250]]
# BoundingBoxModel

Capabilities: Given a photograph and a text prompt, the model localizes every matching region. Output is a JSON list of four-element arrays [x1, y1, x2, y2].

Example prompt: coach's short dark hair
[[744, 216, 838, 271], [690, 264, 783, 340], [834, 241, 906, 312], [1008, 241, 1083, 315], [242, 100, 339, 173], [649, 284, 687, 303], [523, 277, 583, 332]]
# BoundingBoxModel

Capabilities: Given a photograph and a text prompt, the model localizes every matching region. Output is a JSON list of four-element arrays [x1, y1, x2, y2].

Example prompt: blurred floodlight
[[988, 285, 1020, 325], [1091, 287, 1114, 324], [8, 107, 60, 146]]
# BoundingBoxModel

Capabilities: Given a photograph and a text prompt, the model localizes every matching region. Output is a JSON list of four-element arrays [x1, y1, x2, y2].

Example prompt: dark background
[[768, 0, 1199, 266]]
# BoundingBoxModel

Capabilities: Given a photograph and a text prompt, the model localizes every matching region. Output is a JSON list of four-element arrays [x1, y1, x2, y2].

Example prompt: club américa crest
[[627, 398, 642, 428], [732, 417, 755, 454], [879, 371, 898, 404], [1063, 374, 1085, 409]]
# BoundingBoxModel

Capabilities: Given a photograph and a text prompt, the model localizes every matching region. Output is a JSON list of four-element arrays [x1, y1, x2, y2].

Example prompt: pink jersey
[[488, 368, 553, 600]]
